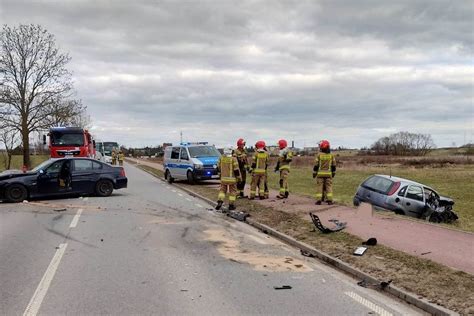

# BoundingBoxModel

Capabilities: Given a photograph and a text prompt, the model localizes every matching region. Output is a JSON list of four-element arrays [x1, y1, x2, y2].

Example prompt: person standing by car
[[111, 149, 117, 165], [249, 141, 269, 200], [216, 147, 242, 211], [59, 160, 72, 191], [234, 138, 248, 198], [275, 139, 293, 199], [313, 140, 336, 205], [118, 150, 125, 166]]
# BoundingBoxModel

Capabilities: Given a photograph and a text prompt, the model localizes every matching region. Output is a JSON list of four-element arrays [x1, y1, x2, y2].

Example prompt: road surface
[[0, 163, 422, 315]]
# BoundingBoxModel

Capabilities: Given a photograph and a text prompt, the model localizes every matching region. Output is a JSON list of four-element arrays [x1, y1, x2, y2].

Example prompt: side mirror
[[43, 135, 47, 145]]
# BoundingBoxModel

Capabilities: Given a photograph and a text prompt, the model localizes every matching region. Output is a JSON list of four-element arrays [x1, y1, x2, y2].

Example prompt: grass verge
[[138, 164, 474, 315], [266, 165, 474, 232], [0, 155, 49, 172]]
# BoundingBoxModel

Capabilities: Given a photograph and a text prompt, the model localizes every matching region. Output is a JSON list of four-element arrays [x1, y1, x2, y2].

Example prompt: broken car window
[[406, 185, 424, 202]]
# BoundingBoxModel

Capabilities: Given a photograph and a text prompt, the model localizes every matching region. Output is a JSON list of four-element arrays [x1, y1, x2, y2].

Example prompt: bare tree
[[0, 127, 19, 170], [46, 99, 90, 128], [371, 131, 435, 156], [0, 24, 77, 167]]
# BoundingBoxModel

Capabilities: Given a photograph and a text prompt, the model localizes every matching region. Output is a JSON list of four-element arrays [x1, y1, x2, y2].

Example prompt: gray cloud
[[1, 0, 473, 148]]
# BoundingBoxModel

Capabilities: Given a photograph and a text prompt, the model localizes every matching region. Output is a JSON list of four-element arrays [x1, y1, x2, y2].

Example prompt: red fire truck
[[44, 127, 96, 158]]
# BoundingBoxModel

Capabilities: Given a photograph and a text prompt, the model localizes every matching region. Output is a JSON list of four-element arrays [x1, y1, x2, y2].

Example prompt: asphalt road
[[0, 163, 423, 315]]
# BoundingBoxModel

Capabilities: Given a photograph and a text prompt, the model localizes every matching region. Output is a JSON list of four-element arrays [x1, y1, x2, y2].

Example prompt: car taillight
[[388, 182, 400, 195], [120, 168, 126, 177]]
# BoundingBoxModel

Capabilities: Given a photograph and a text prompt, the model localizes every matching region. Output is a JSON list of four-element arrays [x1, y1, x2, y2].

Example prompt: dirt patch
[[204, 229, 313, 272]]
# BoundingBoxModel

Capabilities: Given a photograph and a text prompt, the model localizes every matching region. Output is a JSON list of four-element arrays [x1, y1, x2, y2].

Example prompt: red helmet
[[237, 138, 246, 148], [319, 140, 330, 150], [278, 139, 287, 149], [255, 140, 266, 149]]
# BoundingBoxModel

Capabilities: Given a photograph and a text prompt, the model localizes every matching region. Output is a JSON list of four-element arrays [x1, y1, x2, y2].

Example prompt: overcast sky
[[1, 0, 473, 148]]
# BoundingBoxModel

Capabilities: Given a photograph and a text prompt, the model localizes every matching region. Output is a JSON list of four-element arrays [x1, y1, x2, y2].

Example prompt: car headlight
[[194, 164, 203, 169], [213, 164, 217, 169]]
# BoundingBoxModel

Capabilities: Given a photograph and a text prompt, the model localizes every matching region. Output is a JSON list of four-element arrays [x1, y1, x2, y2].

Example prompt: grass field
[[266, 164, 474, 232], [0, 155, 49, 172]]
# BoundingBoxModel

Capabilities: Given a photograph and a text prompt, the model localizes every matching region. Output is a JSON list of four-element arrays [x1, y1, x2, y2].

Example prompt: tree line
[[369, 131, 435, 156], [0, 24, 88, 168]]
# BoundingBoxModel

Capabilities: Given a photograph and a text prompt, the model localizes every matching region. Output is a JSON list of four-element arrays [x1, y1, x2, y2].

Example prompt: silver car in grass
[[353, 175, 458, 223]]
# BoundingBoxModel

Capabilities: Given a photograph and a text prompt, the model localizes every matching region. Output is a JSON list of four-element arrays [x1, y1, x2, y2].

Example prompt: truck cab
[[46, 127, 95, 158], [163, 143, 221, 184]]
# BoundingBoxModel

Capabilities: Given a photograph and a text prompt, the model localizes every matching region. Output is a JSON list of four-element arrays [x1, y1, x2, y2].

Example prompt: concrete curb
[[136, 164, 456, 316]]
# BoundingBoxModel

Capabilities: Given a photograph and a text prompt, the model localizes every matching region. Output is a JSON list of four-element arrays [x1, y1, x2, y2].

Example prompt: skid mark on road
[[204, 229, 313, 272]]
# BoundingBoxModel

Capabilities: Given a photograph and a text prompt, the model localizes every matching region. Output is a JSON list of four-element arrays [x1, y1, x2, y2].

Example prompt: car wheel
[[5, 184, 28, 203], [187, 171, 195, 185], [95, 179, 114, 197], [166, 170, 174, 184], [394, 208, 405, 215], [353, 197, 361, 207]]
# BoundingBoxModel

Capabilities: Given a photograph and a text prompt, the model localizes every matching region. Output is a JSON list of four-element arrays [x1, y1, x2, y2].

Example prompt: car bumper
[[193, 169, 219, 180], [115, 178, 128, 189]]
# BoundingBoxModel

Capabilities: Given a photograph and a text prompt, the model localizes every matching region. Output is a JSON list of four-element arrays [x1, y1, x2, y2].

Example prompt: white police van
[[164, 142, 221, 184]]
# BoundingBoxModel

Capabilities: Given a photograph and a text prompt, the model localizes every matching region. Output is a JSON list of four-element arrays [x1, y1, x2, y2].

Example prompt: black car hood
[[0, 170, 36, 181]]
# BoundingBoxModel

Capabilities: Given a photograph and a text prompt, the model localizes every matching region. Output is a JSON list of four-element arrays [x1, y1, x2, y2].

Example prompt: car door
[[72, 159, 98, 193], [402, 185, 425, 217], [37, 160, 64, 195], [169, 146, 182, 179], [178, 147, 190, 178]]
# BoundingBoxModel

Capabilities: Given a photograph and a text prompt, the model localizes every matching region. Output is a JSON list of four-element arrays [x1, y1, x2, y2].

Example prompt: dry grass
[[138, 164, 474, 315]]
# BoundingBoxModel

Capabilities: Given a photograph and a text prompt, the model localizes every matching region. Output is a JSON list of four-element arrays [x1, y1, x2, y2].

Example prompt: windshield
[[103, 142, 119, 154], [188, 146, 221, 158], [51, 131, 84, 146], [31, 159, 55, 172]]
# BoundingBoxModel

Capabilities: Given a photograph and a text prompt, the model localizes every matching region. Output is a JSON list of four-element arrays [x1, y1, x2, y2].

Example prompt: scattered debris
[[362, 238, 377, 246], [227, 210, 249, 221], [309, 213, 346, 233], [300, 249, 315, 258], [353, 247, 367, 256], [274, 285, 292, 290], [421, 251, 432, 256], [180, 289, 188, 292], [100, 239, 104, 242], [54, 208, 67, 212], [357, 278, 392, 290]]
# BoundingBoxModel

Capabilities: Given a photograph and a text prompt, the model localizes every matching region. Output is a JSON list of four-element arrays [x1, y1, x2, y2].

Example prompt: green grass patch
[[0, 155, 49, 172], [136, 163, 474, 315], [267, 165, 474, 232]]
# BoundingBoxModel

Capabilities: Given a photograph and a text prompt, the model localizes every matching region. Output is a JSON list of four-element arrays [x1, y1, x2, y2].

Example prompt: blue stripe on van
[[165, 163, 191, 169]]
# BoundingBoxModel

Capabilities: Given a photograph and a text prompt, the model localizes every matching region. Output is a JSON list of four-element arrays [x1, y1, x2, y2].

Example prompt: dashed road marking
[[178, 193, 183, 197], [345, 292, 393, 316], [69, 209, 83, 228], [172, 190, 177, 193], [195, 204, 203, 208], [185, 198, 192, 202], [23, 243, 68, 316]]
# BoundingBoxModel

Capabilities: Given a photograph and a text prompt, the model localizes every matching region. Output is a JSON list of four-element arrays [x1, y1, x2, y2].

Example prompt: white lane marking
[[172, 189, 177, 193], [185, 198, 192, 202], [23, 243, 68, 316], [345, 292, 393, 316], [195, 204, 203, 208], [69, 209, 83, 228], [178, 193, 183, 197]]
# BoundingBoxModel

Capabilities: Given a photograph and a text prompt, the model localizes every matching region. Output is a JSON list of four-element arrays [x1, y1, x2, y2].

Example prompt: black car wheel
[[166, 170, 174, 184], [5, 184, 28, 203], [353, 197, 361, 207], [187, 171, 195, 185], [95, 179, 114, 197]]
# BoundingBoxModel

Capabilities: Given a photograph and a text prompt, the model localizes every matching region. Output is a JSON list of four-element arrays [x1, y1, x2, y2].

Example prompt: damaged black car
[[353, 175, 458, 224]]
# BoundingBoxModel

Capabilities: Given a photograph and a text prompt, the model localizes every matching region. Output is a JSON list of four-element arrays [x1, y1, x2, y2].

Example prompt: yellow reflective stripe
[[222, 177, 236, 183], [315, 193, 323, 198], [280, 165, 290, 170], [229, 196, 236, 202], [218, 192, 225, 200]]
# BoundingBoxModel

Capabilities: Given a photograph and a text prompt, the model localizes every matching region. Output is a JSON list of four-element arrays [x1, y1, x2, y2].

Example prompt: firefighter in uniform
[[234, 138, 248, 198], [118, 150, 125, 166], [249, 141, 269, 200], [216, 147, 242, 211], [263, 146, 270, 199], [111, 149, 117, 165], [275, 139, 293, 199], [313, 140, 336, 205]]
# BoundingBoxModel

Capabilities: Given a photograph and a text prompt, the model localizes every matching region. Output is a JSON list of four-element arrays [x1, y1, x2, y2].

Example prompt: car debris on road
[[309, 213, 346, 233]]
